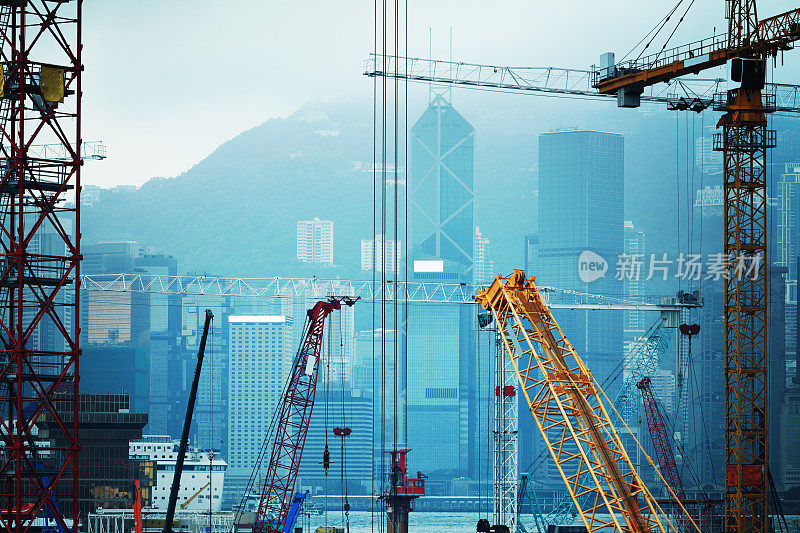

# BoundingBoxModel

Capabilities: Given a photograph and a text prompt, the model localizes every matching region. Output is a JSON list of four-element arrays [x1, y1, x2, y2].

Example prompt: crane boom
[[637, 377, 685, 502], [252, 297, 356, 533], [476, 270, 683, 533], [364, 55, 800, 113], [163, 309, 214, 533]]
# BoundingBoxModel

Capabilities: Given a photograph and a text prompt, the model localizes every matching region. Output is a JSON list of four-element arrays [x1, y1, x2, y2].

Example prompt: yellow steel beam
[[476, 271, 679, 533]]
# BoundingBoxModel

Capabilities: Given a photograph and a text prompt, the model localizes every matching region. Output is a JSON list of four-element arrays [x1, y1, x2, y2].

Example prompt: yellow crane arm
[[595, 7, 800, 95], [476, 270, 679, 533], [180, 482, 211, 510]]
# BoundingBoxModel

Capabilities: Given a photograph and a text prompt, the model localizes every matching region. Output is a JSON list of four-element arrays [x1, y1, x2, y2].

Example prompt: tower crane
[[476, 270, 698, 533], [367, 4, 800, 531], [252, 297, 357, 533]]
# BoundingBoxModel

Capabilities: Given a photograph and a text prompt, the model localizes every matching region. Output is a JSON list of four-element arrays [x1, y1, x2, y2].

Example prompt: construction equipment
[[517, 474, 547, 533], [163, 309, 214, 533], [180, 482, 211, 510], [0, 2, 83, 532], [476, 270, 696, 533], [134, 481, 143, 533], [379, 449, 426, 533], [368, 5, 800, 529], [252, 297, 357, 533], [594, 5, 800, 531], [637, 378, 685, 503]]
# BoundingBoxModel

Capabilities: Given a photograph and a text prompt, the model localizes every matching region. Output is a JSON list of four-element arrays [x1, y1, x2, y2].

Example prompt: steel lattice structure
[[716, 87, 771, 531], [252, 300, 343, 533], [637, 377, 685, 502], [492, 326, 518, 532], [0, 1, 81, 532], [476, 271, 678, 533]]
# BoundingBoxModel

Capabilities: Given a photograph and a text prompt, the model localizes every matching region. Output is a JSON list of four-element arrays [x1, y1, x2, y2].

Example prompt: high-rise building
[[781, 387, 800, 490], [181, 295, 232, 460], [361, 234, 402, 273], [298, 388, 373, 495], [694, 185, 724, 217], [473, 226, 493, 285], [406, 95, 478, 478], [225, 315, 293, 503], [695, 135, 722, 172], [531, 130, 624, 487], [36, 394, 152, 517], [409, 94, 474, 280], [776, 164, 800, 379], [297, 217, 334, 265], [623, 221, 647, 339]]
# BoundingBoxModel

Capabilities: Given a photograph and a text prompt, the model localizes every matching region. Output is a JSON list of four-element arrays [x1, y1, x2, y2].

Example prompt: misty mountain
[[85, 98, 795, 282]]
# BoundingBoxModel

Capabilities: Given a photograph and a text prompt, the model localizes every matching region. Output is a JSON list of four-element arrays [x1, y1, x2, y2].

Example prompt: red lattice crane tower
[[252, 297, 356, 533], [637, 377, 685, 502], [0, 1, 82, 532]]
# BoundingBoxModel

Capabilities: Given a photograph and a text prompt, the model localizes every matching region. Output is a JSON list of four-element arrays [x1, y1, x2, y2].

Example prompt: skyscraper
[[361, 234, 402, 273], [623, 220, 647, 341], [531, 130, 624, 486], [473, 226, 493, 285], [409, 94, 474, 280], [296, 217, 334, 265], [225, 315, 293, 504], [776, 163, 800, 379], [406, 95, 478, 478]]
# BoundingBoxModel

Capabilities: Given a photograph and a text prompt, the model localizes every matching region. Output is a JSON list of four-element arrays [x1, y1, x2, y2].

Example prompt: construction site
[[1, 0, 800, 533]]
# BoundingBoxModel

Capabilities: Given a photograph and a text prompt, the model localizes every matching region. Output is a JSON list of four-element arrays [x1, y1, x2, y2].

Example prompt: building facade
[[225, 315, 293, 503], [361, 234, 402, 273], [531, 130, 624, 487], [297, 217, 334, 265], [406, 95, 479, 478]]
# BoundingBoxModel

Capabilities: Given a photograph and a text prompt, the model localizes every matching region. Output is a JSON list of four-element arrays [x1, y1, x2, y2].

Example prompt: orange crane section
[[476, 270, 695, 533], [594, 8, 799, 98]]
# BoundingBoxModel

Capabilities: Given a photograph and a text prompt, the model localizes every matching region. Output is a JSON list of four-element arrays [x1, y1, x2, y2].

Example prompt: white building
[[129, 435, 226, 512], [296, 218, 334, 265], [361, 234, 401, 273], [473, 226, 492, 285], [225, 315, 294, 501], [694, 185, 723, 217], [695, 136, 722, 172]]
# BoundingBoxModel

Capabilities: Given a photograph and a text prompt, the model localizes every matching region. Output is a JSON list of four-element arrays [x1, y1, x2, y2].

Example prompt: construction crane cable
[[339, 312, 351, 532], [630, 0, 686, 63], [371, 0, 378, 530], [652, 0, 697, 66]]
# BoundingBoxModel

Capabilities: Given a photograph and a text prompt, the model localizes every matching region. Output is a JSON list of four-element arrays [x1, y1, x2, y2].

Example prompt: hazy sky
[[82, 0, 799, 187]]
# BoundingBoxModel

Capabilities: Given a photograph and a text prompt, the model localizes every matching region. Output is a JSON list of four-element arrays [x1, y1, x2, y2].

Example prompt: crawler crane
[[252, 297, 357, 533], [476, 270, 697, 533]]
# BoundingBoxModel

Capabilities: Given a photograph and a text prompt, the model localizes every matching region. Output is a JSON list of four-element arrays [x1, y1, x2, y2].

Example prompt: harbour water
[[305, 511, 554, 533]]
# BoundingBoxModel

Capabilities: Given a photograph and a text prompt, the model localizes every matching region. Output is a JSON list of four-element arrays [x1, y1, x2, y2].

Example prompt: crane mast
[[476, 270, 686, 533], [252, 297, 355, 533]]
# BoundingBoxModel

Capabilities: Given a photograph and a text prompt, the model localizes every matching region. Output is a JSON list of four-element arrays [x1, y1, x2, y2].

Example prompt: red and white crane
[[637, 377, 685, 502], [252, 297, 357, 533]]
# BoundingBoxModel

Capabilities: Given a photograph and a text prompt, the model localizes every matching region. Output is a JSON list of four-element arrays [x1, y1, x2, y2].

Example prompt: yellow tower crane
[[476, 270, 698, 533]]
